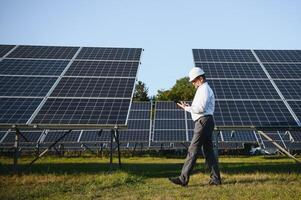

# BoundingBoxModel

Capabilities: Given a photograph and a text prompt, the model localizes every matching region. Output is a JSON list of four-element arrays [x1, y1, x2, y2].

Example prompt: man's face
[[191, 77, 203, 88]]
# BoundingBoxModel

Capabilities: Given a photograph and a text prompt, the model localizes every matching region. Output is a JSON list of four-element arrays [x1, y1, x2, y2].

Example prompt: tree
[[156, 77, 195, 101], [133, 81, 150, 101]]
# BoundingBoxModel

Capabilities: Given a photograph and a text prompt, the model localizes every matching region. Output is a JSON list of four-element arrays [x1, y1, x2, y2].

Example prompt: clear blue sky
[[0, 0, 300, 96]]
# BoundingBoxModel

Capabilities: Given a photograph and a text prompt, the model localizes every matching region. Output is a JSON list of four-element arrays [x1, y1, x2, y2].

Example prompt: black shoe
[[209, 180, 221, 186], [168, 177, 187, 187]]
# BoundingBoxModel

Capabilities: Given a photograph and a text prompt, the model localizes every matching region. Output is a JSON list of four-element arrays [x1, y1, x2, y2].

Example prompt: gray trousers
[[180, 115, 221, 184]]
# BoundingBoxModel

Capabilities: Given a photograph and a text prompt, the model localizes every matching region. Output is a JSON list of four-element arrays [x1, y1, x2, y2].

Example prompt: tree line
[[133, 77, 195, 102]]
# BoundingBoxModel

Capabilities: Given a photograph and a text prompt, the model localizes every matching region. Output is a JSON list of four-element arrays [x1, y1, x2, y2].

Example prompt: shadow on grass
[[0, 160, 300, 177]]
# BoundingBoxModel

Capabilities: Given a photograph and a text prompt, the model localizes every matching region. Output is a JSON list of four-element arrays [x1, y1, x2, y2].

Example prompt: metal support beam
[[258, 131, 301, 164], [81, 143, 98, 156], [13, 128, 20, 174], [109, 129, 114, 169], [28, 130, 72, 167], [114, 128, 121, 167]]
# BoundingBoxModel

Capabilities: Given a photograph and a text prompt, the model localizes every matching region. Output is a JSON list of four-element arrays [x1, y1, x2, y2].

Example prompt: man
[[168, 67, 221, 186]]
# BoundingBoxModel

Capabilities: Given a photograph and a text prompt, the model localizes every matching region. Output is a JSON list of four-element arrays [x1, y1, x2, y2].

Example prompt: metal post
[[258, 131, 301, 164], [13, 128, 20, 174], [110, 129, 114, 168], [114, 127, 121, 167]]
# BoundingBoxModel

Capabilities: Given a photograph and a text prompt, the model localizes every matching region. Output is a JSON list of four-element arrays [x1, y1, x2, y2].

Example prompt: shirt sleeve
[[185, 84, 208, 114]]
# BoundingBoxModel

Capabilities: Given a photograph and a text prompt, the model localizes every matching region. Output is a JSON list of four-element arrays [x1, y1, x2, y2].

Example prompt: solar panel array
[[0, 44, 142, 129], [193, 49, 301, 129], [153, 101, 188, 142]]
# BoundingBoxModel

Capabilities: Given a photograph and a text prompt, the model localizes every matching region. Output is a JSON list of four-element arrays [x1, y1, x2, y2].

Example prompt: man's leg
[[203, 132, 221, 184], [179, 131, 203, 184]]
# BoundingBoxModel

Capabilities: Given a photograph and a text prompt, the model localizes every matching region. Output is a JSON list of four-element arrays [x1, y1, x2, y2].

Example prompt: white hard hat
[[188, 67, 205, 82]]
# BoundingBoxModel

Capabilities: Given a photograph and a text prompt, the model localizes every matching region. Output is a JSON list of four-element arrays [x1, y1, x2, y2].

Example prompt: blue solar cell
[[193, 49, 257, 62], [222, 130, 257, 142], [289, 131, 301, 142], [65, 61, 139, 77], [80, 130, 110, 142], [255, 50, 301, 63], [196, 63, 266, 79], [287, 101, 301, 124], [274, 80, 301, 99], [214, 100, 297, 127], [154, 120, 186, 129], [2, 131, 42, 143], [156, 101, 179, 110], [208, 79, 280, 100], [0, 76, 57, 96], [127, 120, 150, 129], [263, 63, 301, 79], [7, 45, 79, 59], [129, 110, 150, 120], [119, 130, 149, 142], [44, 131, 81, 142], [130, 101, 151, 110], [0, 45, 15, 57], [0, 98, 42, 124], [50, 77, 135, 98], [0, 59, 69, 76], [155, 110, 185, 119], [76, 47, 142, 60], [153, 130, 186, 142], [32, 98, 130, 125]]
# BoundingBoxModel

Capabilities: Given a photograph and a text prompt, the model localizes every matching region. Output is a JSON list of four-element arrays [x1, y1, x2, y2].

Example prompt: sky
[[0, 0, 300, 96]]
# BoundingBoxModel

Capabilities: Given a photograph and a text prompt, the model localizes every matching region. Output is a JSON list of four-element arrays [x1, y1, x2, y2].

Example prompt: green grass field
[[0, 155, 300, 200]]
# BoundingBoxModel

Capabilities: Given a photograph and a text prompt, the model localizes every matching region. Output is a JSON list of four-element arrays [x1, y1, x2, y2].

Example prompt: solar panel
[[43, 130, 81, 143], [0, 76, 57, 96], [0, 131, 7, 141], [7, 45, 79, 59], [76, 47, 142, 60], [274, 80, 301, 99], [154, 130, 187, 142], [0, 44, 142, 129], [32, 98, 130, 125], [50, 77, 135, 98], [193, 49, 257, 63], [0, 59, 69, 76], [1, 130, 42, 144], [153, 101, 187, 142], [287, 101, 301, 122], [264, 63, 301, 79], [0, 45, 15, 57], [214, 100, 297, 127], [192, 49, 301, 130], [120, 102, 152, 142], [65, 61, 139, 77], [208, 79, 279, 100], [80, 130, 110, 142], [289, 131, 301, 142], [119, 130, 150, 142], [0, 98, 42, 124], [254, 50, 301, 63], [222, 130, 257, 142], [196, 63, 267, 79]]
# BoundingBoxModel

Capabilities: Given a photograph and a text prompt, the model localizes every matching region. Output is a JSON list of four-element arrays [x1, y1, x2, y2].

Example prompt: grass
[[0, 155, 301, 200]]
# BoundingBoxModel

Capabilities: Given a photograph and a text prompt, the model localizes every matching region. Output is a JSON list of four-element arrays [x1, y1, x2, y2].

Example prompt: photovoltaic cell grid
[[0, 44, 142, 128], [153, 101, 187, 142], [0, 45, 15, 57], [192, 49, 301, 129], [79, 102, 152, 143], [255, 50, 301, 127]]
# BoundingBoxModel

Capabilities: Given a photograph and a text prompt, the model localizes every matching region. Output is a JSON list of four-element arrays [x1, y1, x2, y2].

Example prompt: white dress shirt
[[184, 82, 215, 121]]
